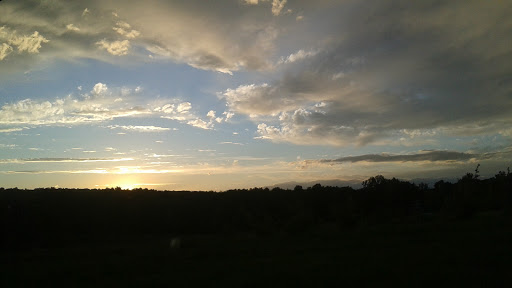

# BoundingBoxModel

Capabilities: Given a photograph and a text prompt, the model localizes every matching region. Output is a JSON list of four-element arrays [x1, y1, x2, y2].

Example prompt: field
[[3, 211, 511, 287]]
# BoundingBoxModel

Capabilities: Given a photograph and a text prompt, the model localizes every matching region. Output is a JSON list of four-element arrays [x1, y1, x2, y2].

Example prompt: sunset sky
[[1, 0, 511, 190]]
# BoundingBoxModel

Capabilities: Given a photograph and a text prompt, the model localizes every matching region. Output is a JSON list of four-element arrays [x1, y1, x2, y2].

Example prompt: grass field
[[2, 211, 511, 287]]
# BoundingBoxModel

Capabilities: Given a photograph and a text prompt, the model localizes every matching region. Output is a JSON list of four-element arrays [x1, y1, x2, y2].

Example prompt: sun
[[119, 183, 138, 190]]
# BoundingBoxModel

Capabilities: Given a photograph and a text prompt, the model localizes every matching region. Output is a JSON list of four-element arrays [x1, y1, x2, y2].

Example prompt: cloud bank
[[217, 0, 512, 146], [0, 0, 295, 74]]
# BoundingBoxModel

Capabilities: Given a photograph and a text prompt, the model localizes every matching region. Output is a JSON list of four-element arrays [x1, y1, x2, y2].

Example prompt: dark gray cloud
[[320, 150, 476, 164], [224, 0, 512, 146], [313, 147, 512, 165]]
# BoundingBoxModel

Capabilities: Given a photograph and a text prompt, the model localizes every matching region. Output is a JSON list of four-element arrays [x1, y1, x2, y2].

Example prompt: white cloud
[[82, 8, 89, 17], [187, 119, 213, 130], [66, 24, 80, 31], [92, 82, 108, 96], [28, 148, 43, 151], [0, 157, 134, 164], [207, 110, 216, 118], [0, 43, 13, 60], [0, 84, 149, 126], [242, 0, 287, 16], [220, 83, 306, 115], [0, 27, 49, 60], [9, 31, 49, 54], [271, 0, 287, 16], [113, 21, 140, 39], [156, 103, 190, 121], [224, 111, 235, 121], [154, 101, 225, 130], [177, 102, 192, 113], [107, 125, 172, 132], [278, 49, 317, 64], [0, 127, 27, 133], [96, 39, 130, 56]]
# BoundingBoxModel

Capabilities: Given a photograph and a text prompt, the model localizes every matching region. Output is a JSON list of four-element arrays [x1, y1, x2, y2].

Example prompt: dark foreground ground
[[2, 211, 511, 287]]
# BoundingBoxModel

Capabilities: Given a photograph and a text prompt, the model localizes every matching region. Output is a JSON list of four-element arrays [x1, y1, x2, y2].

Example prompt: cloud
[[96, 39, 130, 56], [66, 24, 80, 31], [1, 0, 511, 151], [8, 31, 49, 54], [278, 49, 317, 64], [0, 2, 287, 78], [0, 26, 49, 60], [0, 83, 148, 126], [0, 2, 139, 71], [177, 102, 192, 113], [0, 157, 134, 164], [154, 101, 231, 130], [219, 142, 244, 145], [155, 102, 194, 121], [0, 43, 13, 60], [220, 0, 512, 146], [319, 150, 476, 164], [0, 127, 28, 133], [92, 82, 108, 95], [0, 0, 288, 73], [242, 0, 287, 16], [0, 82, 223, 131], [107, 125, 172, 132], [271, 0, 287, 16], [187, 119, 213, 130], [220, 83, 306, 115], [0, 144, 17, 149], [112, 21, 140, 38]]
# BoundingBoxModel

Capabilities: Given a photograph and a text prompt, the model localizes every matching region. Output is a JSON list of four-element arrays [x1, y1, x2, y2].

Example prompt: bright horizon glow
[[1, 0, 511, 191]]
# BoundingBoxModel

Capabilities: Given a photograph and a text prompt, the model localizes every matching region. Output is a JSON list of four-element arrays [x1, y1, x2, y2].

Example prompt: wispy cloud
[[278, 49, 317, 64], [107, 125, 173, 132], [302, 149, 512, 166], [155, 102, 231, 130], [0, 127, 28, 133], [66, 24, 80, 32], [112, 21, 140, 39], [0, 83, 149, 126], [0, 157, 134, 164], [319, 151, 476, 164], [0, 83, 220, 131], [219, 142, 244, 145]]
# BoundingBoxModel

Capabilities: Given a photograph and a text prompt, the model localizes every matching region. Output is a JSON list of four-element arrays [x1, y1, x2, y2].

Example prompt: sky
[[1, 0, 511, 190]]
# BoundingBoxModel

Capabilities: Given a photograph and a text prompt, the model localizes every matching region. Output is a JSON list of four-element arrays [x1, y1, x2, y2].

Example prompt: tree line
[[1, 166, 511, 249]]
